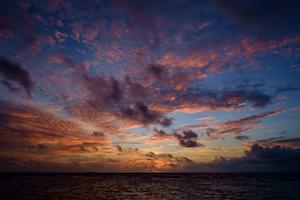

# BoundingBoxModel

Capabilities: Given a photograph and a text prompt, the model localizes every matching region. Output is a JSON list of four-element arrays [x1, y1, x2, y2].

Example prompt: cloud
[[121, 103, 172, 127], [187, 144, 300, 172], [147, 64, 167, 79], [206, 110, 282, 138], [116, 145, 123, 152], [197, 116, 215, 122], [149, 128, 203, 148], [165, 88, 273, 113], [0, 57, 33, 97], [109, 0, 206, 32], [115, 145, 138, 153], [2, 142, 300, 172], [0, 0, 298, 174], [274, 85, 299, 94], [235, 135, 250, 141], [148, 128, 176, 142], [175, 130, 203, 148], [0, 100, 83, 139], [59, 63, 278, 134], [79, 73, 173, 127], [0, 149, 192, 172], [255, 137, 300, 149], [183, 110, 284, 139], [145, 151, 193, 171], [217, 0, 300, 38], [0, 100, 109, 158], [92, 131, 106, 138]]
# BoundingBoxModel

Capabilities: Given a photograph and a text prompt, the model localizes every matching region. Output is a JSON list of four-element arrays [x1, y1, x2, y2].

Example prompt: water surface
[[1, 173, 299, 199]]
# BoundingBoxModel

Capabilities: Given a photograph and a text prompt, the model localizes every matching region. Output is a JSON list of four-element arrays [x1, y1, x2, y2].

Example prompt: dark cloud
[[168, 88, 273, 113], [109, 78, 123, 101], [188, 144, 300, 172], [147, 64, 167, 79], [218, 0, 300, 38], [1, 80, 18, 91], [257, 136, 286, 143], [116, 145, 122, 152], [0, 2, 32, 34], [145, 151, 193, 171], [274, 85, 299, 94], [68, 59, 275, 129], [220, 89, 272, 108], [124, 76, 146, 98], [149, 128, 175, 142], [0, 57, 33, 97], [175, 130, 203, 148], [121, 102, 172, 127], [109, 0, 208, 30], [84, 75, 124, 104], [235, 144, 300, 171], [279, 131, 287, 135], [80, 73, 173, 127], [115, 145, 138, 153], [153, 128, 170, 137], [257, 137, 300, 148], [235, 135, 250, 141], [150, 128, 203, 148], [93, 131, 106, 138], [37, 144, 48, 150]]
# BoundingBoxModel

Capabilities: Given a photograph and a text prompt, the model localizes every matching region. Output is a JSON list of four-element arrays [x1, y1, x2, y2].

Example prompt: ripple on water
[[0, 173, 300, 200]]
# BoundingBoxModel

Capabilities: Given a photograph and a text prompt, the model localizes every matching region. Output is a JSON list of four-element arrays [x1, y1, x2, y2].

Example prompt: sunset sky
[[0, 0, 300, 172]]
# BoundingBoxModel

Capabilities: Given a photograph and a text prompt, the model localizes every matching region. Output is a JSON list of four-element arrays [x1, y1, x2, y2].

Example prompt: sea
[[1, 173, 300, 200]]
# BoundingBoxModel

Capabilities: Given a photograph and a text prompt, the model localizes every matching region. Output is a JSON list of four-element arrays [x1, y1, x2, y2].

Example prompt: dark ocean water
[[0, 173, 300, 200]]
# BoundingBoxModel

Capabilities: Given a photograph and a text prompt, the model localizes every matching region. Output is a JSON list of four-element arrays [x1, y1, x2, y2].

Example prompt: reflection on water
[[1, 173, 300, 200]]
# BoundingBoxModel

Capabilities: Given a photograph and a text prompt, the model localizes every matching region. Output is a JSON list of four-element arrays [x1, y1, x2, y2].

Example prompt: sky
[[0, 0, 300, 172]]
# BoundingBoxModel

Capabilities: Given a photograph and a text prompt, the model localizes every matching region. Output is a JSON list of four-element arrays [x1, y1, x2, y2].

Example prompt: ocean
[[1, 173, 300, 199]]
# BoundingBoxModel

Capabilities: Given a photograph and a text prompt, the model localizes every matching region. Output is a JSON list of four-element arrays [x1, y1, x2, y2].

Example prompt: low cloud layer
[[187, 144, 300, 172]]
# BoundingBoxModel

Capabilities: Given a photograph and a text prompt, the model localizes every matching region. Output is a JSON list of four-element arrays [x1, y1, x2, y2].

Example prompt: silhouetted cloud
[[150, 128, 203, 148], [116, 145, 122, 152], [121, 103, 172, 127], [148, 128, 176, 142], [0, 57, 33, 97], [165, 88, 274, 113], [235, 135, 250, 141], [256, 137, 300, 148], [219, 89, 272, 107], [187, 144, 300, 172], [175, 130, 202, 148], [145, 151, 193, 171], [115, 145, 138, 153], [81, 73, 173, 127], [93, 131, 106, 138]]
